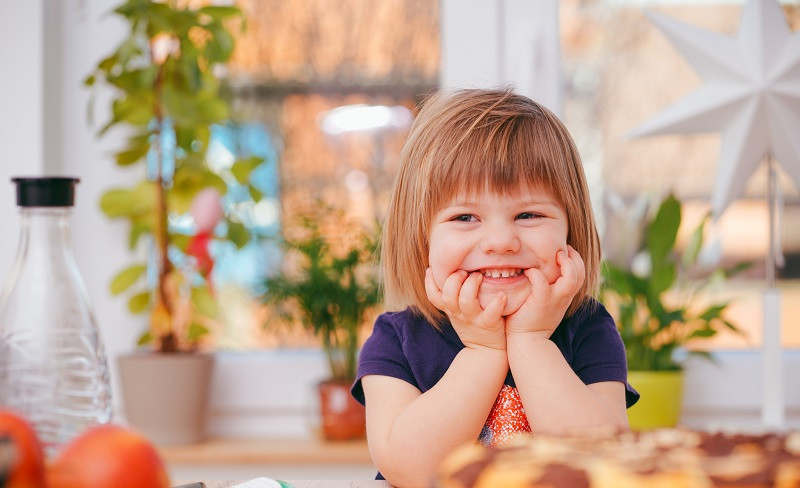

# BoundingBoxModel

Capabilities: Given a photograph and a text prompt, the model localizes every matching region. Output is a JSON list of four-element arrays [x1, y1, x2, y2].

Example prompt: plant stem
[[151, 37, 175, 352]]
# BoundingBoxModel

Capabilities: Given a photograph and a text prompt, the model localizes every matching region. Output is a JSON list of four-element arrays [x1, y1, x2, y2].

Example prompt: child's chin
[[478, 286, 530, 316]]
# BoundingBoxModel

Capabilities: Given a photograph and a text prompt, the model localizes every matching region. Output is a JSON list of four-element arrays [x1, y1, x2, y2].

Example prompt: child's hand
[[425, 268, 507, 350], [505, 246, 585, 339]]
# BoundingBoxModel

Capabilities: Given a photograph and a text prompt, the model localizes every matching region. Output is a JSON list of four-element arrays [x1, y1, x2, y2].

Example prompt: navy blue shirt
[[352, 298, 639, 407]]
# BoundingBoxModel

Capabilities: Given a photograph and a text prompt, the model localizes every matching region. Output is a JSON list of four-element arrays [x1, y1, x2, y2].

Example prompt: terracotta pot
[[317, 380, 366, 441], [118, 352, 214, 445]]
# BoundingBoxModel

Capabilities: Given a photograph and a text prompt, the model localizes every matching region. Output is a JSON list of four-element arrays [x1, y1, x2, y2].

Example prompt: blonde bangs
[[427, 115, 569, 212]]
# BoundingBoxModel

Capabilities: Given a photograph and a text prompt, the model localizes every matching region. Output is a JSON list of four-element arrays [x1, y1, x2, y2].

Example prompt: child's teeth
[[483, 269, 520, 278]]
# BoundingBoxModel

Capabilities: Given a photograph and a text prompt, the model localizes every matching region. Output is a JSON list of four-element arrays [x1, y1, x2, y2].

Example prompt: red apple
[[0, 409, 46, 488], [46, 424, 170, 488]]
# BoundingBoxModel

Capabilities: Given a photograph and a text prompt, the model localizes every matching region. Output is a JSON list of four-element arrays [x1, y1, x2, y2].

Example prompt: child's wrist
[[505, 331, 553, 348], [464, 337, 506, 354], [458, 345, 509, 374]]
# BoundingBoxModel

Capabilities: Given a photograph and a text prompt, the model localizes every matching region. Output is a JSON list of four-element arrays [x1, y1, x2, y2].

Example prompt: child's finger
[[482, 291, 506, 322], [524, 266, 550, 296], [567, 245, 586, 289], [424, 268, 447, 310], [458, 272, 483, 315], [553, 247, 584, 296], [553, 250, 577, 294], [440, 270, 468, 312]]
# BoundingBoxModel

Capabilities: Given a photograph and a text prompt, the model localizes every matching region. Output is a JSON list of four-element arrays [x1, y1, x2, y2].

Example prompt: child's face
[[428, 184, 569, 316]]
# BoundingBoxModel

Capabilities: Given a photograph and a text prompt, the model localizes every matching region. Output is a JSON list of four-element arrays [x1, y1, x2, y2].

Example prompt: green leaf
[[198, 6, 243, 21], [132, 181, 159, 213], [689, 328, 717, 339], [227, 219, 249, 249], [725, 261, 753, 278], [248, 184, 263, 202], [191, 285, 218, 318], [206, 24, 235, 62], [687, 350, 715, 363], [699, 303, 729, 321], [100, 182, 156, 220], [682, 214, 707, 269], [128, 219, 151, 250], [649, 261, 676, 296], [647, 193, 681, 263], [723, 319, 745, 335], [231, 156, 263, 184], [163, 87, 228, 126], [127, 291, 151, 314], [187, 322, 210, 342], [601, 262, 634, 296], [99, 188, 138, 218], [169, 168, 227, 213], [170, 233, 192, 252], [115, 142, 151, 166], [110, 264, 147, 295], [137, 331, 154, 346], [111, 95, 153, 127]]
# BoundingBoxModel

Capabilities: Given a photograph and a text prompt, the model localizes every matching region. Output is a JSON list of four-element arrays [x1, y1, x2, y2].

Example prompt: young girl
[[351, 88, 638, 487]]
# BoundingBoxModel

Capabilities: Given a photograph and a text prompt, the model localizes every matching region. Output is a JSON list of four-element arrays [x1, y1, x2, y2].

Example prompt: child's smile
[[428, 185, 569, 316]]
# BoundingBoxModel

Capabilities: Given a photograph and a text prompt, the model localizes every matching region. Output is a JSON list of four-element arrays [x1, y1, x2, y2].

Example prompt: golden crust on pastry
[[437, 429, 800, 488]]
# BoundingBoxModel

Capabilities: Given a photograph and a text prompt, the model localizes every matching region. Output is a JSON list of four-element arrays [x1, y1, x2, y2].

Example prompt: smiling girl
[[350, 88, 639, 487]]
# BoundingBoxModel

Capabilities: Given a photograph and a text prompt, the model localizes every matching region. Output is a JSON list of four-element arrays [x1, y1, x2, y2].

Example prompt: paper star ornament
[[629, 0, 800, 218]]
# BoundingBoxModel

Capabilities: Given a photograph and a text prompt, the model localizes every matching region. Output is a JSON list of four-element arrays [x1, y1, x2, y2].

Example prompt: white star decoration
[[629, 0, 800, 218]]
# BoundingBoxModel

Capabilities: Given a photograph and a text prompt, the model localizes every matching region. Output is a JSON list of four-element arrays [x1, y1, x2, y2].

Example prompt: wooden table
[[161, 437, 378, 483]]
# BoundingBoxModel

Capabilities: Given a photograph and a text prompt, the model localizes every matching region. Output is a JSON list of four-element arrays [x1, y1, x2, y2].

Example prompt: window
[[205, 0, 440, 349], [560, 0, 800, 348]]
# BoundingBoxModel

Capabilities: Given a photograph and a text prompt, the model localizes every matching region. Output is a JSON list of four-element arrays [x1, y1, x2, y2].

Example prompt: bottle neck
[[17, 207, 74, 259]]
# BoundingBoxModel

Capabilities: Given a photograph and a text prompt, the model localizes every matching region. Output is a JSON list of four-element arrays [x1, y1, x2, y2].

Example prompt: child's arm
[[506, 247, 629, 434], [362, 347, 507, 488], [361, 269, 509, 487], [508, 337, 629, 435]]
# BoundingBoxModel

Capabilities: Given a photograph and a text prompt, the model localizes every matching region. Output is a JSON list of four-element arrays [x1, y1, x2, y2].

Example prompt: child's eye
[[452, 214, 476, 222], [516, 212, 542, 220]]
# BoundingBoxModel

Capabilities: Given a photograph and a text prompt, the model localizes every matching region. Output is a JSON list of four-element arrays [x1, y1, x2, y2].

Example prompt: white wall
[[0, 1, 46, 280]]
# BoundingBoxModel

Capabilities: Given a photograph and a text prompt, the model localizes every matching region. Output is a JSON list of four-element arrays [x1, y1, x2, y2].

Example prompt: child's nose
[[479, 224, 521, 254]]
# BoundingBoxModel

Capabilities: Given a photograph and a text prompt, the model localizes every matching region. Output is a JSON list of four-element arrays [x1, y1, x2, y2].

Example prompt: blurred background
[[0, 0, 798, 482]]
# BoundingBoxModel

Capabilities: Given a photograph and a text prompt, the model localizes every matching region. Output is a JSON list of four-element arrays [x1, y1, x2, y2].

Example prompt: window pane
[[561, 1, 800, 349], [208, 0, 440, 349]]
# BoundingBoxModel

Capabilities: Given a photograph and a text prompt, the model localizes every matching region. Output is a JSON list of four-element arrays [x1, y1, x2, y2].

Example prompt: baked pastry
[[437, 429, 800, 488]]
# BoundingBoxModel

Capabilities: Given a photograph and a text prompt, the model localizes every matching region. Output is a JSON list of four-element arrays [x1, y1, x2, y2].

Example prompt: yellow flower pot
[[626, 370, 684, 431]]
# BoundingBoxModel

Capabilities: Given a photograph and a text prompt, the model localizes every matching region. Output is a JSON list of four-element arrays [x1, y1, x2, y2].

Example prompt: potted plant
[[263, 205, 381, 440], [85, 0, 259, 444], [601, 193, 747, 430]]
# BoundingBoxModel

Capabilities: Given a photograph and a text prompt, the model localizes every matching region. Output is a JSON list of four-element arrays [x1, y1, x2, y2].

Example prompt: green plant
[[601, 193, 747, 371], [264, 208, 381, 382], [85, 0, 262, 352]]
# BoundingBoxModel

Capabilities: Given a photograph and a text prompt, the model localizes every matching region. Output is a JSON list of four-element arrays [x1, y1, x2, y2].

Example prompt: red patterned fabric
[[478, 384, 532, 447]]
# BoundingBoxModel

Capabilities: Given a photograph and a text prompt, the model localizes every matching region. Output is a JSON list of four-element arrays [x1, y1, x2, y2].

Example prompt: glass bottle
[[0, 177, 111, 455]]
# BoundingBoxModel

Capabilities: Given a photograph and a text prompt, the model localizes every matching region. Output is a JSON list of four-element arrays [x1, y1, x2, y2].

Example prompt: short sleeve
[[350, 313, 418, 405], [571, 303, 640, 408]]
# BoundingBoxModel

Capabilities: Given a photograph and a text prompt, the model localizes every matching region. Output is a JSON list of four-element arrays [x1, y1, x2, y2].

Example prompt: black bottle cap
[[11, 177, 80, 207]]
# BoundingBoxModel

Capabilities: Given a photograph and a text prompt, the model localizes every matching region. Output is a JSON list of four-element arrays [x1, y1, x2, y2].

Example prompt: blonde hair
[[382, 88, 600, 326]]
